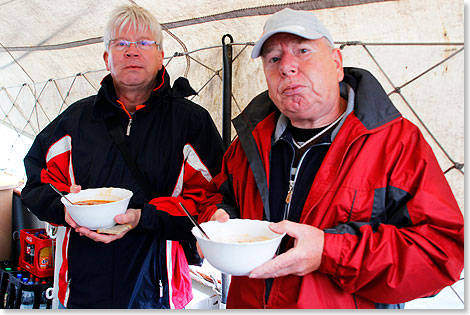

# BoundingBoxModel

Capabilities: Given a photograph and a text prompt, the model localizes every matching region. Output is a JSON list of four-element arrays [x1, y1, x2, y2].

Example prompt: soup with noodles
[[75, 200, 115, 206], [233, 235, 271, 243], [216, 234, 272, 243]]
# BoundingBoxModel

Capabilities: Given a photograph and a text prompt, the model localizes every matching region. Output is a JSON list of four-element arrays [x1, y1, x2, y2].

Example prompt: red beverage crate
[[19, 229, 54, 278]]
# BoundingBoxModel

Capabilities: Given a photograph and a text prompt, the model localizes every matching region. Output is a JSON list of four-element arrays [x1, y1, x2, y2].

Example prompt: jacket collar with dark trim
[[233, 67, 401, 137], [93, 66, 171, 120], [273, 83, 356, 145]]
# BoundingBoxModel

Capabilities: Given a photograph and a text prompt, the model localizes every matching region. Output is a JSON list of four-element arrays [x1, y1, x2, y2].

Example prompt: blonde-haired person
[[22, 4, 224, 308], [103, 4, 163, 52]]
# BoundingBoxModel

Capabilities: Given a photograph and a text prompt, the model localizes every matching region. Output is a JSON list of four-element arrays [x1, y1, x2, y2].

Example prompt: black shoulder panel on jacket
[[172, 77, 197, 98], [233, 90, 277, 134], [232, 90, 276, 222], [343, 67, 401, 130]]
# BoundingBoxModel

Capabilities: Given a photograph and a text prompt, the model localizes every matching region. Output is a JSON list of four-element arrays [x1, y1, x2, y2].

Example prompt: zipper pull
[[126, 118, 132, 136], [285, 180, 295, 204], [159, 280, 163, 298]]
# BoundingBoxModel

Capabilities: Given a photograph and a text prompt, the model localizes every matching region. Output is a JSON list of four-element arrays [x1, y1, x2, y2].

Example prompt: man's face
[[103, 24, 164, 92], [261, 33, 344, 128]]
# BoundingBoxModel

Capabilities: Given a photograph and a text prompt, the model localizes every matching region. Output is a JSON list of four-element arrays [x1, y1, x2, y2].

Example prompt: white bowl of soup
[[192, 219, 285, 276], [61, 187, 133, 230]]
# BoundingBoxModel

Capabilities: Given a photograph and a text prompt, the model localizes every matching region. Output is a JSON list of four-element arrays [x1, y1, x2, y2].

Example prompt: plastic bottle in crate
[[25, 243, 31, 264], [19, 289, 34, 309], [2, 267, 12, 309], [39, 286, 50, 309], [39, 290, 47, 309], [38, 246, 52, 269], [30, 243, 35, 267]]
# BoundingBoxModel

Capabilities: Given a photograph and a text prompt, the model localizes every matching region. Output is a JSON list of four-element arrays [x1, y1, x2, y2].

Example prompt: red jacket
[[199, 67, 464, 308]]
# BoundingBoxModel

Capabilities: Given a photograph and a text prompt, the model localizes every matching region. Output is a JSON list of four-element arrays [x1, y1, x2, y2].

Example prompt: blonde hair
[[104, 4, 163, 51]]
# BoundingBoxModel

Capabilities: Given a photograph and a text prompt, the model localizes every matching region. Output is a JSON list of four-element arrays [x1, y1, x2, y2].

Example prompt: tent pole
[[222, 34, 233, 149], [220, 34, 233, 309]]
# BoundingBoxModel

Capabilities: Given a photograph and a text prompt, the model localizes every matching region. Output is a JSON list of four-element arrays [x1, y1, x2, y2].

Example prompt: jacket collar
[[234, 67, 401, 138], [273, 82, 356, 144], [93, 66, 170, 120], [342, 67, 401, 130]]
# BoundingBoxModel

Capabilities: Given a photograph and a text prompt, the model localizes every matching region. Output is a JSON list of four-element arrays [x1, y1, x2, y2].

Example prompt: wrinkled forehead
[[261, 33, 321, 55]]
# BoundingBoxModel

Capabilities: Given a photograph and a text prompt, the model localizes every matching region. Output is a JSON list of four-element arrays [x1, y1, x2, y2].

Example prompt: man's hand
[[73, 208, 141, 244], [63, 184, 141, 243], [64, 184, 81, 228], [211, 209, 230, 222], [69, 184, 81, 193], [196, 208, 230, 258], [248, 220, 324, 279]]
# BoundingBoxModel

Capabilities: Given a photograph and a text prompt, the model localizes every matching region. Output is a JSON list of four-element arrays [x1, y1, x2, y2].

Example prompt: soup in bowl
[[61, 187, 133, 230], [192, 219, 285, 276]]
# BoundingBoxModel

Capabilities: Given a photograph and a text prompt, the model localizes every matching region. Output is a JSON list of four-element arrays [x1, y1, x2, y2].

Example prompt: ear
[[331, 48, 344, 82], [158, 49, 164, 70], [103, 51, 110, 71]]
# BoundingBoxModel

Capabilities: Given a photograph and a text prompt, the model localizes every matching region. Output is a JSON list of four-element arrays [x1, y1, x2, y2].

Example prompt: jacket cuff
[[198, 204, 218, 223], [318, 232, 343, 276], [53, 197, 69, 226], [136, 203, 158, 231]]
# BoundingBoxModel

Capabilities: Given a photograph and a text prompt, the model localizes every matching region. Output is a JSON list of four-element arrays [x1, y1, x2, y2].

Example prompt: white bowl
[[192, 219, 285, 276], [61, 187, 133, 230]]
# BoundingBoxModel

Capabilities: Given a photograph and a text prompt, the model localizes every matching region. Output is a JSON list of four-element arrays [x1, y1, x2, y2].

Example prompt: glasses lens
[[138, 40, 154, 49], [110, 39, 156, 50], [111, 40, 130, 50]]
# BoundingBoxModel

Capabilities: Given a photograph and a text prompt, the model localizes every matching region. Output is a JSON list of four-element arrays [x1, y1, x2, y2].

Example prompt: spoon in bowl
[[49, 183, 75, 205], [179, 202, 210, 240]]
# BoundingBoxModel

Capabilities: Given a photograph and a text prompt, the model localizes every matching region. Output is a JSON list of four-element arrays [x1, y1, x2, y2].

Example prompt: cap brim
[[251, 27, 326, 58]]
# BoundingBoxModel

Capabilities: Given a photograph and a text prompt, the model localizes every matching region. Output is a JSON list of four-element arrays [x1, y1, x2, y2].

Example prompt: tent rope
[[357, 44, 464, 174]]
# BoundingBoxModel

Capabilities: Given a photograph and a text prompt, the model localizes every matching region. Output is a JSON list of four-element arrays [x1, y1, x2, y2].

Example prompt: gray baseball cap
[[251, 8, 334, 58]]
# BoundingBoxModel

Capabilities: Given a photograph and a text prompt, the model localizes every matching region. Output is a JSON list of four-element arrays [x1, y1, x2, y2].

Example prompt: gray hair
[[103, 4, 163, 51], [322, 37, 335, 51], [260, 36, 335, 57]]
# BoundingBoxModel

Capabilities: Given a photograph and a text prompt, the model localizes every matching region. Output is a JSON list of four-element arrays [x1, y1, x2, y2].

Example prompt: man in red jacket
[[198, 8, 464, 309]]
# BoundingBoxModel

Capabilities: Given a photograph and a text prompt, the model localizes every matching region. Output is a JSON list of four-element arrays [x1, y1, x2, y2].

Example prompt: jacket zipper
[[285, 180, 295, 204], [282, 139, 335, 224], [126, 118, 132, 136], [282, 141, 296, 220], [117, 100, 133, 136], [282, 144, 323, 220], [283, 178, 295, 220], [158, 239, 165, 301]]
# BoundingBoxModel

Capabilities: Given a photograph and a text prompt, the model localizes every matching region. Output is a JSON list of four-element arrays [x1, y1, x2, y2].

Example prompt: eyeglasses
[[109, 39, 159, 51]]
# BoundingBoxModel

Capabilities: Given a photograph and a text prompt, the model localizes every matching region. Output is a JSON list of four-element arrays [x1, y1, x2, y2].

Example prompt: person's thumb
[[269, 220, 291, 235], [70, 184, 81, 193], [114, 213, 127, 224]]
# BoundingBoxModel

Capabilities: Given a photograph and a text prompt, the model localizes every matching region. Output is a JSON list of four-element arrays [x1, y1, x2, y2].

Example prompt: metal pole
[[222, 34, 233, 149], [220, 34, 234, 309], [220, 273, 231, 309]]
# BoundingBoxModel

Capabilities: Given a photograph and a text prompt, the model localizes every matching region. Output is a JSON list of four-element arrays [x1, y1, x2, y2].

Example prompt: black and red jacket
[[22, 68, 225, 308], [199, 67, 464, 308]]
